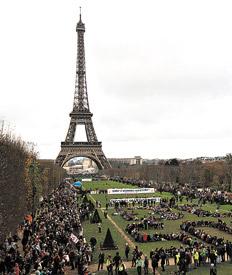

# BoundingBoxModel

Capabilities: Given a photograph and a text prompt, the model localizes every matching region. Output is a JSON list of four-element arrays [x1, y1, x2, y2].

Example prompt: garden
[[79, 180, 232, 274]]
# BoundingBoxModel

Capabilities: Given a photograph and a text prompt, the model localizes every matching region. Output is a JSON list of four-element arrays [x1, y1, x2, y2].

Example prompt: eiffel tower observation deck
[[56, 11, 111, 170]]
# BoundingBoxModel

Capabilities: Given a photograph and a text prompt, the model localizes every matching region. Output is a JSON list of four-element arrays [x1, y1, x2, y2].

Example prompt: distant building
[[63, 158, 98, 175], [181, 156, 226, 164], [108, 156, 143, 167], [143, 159, 162, 165]]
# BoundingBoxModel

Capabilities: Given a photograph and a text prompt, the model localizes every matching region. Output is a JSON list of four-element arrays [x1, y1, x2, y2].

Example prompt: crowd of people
[[126, 221, 164, 232], [175, 204, 232, 218], [110, 176, 232, 206], [117, 210, 139, 222], [126, 219, 232, 261], [111, 199, 159, 209], [2, 174, 232, 275], [126, 223, 182, 243], [0, 182, 93, 274], [149, 245, 220, 274], [171, 186, 232, 206], [112, 200, 184, 225], [97, 246, 149, 275], [95, 243, 226, 275], [181, 220, 232, 235], [180, 221, 232, 256]]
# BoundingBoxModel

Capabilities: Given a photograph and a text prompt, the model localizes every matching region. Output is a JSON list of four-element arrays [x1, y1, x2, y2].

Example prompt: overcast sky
[[1, 0, 232, 160]]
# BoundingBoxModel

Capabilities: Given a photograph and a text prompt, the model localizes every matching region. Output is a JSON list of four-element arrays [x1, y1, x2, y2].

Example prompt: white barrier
[[82, 178, 92, 182], [107, 188, 155, 195], [110, 197, 161, 203]]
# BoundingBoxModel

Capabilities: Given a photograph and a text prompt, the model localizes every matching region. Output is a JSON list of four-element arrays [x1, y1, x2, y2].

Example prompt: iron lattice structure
[[56, 14, 111, 169]]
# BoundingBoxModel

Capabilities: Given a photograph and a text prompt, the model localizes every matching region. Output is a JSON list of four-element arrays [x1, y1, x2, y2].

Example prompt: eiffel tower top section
[[72, 10, 90, 115], [76, 12, 85, 31]]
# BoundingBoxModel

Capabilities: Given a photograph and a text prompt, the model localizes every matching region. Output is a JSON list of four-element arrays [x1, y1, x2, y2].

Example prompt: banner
[[107, 188, 155, 195], [82, 178, 92, 182], [70, 233, 78, 243]]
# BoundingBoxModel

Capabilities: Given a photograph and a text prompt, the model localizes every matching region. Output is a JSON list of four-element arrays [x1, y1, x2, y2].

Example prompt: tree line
[[106, 156, 232, 191], [0, 131, 66, 243]]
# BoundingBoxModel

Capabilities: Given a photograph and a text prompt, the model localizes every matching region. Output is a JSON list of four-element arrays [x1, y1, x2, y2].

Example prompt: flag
[[70, 233, 78, 244]]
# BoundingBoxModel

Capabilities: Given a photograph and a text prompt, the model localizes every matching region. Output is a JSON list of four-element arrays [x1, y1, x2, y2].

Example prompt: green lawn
[[82, 208, 128, 262], [82, 180, 136, 190], [82, 180, 232, 266], [82, 181, 172, 201], [200, 202, 232, 213], [177, 197, 232, 214], [106, 207, 232, 256]]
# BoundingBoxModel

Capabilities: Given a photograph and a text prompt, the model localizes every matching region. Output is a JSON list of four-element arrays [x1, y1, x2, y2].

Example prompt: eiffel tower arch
[[56, 12, 111, 170]]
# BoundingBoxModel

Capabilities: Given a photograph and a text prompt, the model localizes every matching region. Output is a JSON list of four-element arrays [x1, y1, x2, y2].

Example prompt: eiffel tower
[[56, 12, 111, 170]]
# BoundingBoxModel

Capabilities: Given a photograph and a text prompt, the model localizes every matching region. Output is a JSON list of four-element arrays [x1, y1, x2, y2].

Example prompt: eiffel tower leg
[[91, 149, 111, 169], [56, 152, 67, 166], [65, 120, 77, 142], [85, 121, 98, 143], [98, 154, 111, 169]]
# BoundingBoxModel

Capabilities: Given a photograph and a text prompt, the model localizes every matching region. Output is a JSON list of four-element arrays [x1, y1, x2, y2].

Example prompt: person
[[0, 257, 5, 274], [144, 255, 149, 275], [118, 259, 126, 275], [14, 263, 20, 275], [210, 263, 217, 275], [83, 267, 90, 275], [193, 249, 199, 268], [98, 252, 105, 271], [136, 256, 143, 275], [106, 255, 113, 275], [69, 250, 75, 270], [209, 248, 216, 266], [90, 236, 97, 251], [131, 248, 138, 267], [160, 251, 166, 271], [179, 256, 187, 275], [125, 243, 130, 260], [185, 249, 192, 271], [98, 223, 102, 233], [151, 254, 158, 275], [113, 252, 121, 275], [166, 250, 170, 266], [104, 210, 108, 218]]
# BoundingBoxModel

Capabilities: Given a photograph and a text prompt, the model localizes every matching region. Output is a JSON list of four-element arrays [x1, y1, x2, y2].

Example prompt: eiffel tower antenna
[[56, 12, 111, 170]]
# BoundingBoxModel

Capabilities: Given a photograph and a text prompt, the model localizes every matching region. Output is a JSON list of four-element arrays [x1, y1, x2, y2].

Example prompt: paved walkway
[[89, 194, 136, 250], [66, 261, 159, 274]]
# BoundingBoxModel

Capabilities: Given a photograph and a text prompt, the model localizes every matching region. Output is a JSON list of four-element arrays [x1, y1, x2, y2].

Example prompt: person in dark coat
[[125, 243, 130, 261], [160, 251, 166, 271], [144, 256, 149, 275], [98, 252, 105, 271], [151, 254, 159, 275]]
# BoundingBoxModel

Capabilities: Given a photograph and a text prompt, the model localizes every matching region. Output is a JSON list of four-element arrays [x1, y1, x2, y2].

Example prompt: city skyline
[[1, 0, 232, 160]]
